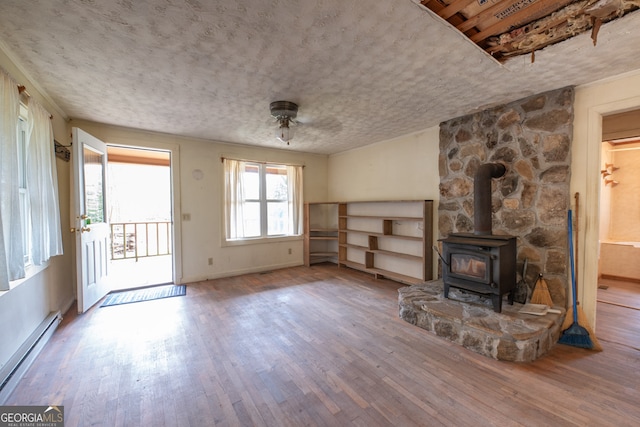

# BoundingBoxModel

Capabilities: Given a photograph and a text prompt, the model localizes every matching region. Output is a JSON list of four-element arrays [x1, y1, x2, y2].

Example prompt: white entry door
[[72, 128, 112, 313]]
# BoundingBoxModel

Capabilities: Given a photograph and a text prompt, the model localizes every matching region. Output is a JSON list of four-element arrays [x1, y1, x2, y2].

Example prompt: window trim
[[221, 233, 302, 248]]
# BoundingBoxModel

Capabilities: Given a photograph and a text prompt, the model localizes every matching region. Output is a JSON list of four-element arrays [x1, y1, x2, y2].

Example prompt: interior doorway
[[106, 146, 174, 291], [596, 110, 640, 349]]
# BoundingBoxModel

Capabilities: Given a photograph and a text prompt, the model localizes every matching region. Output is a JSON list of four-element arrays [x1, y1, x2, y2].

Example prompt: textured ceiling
[[0, 0, 639, 155]]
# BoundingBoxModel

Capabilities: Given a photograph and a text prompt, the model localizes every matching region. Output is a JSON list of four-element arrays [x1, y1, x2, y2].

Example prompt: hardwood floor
[[597, 277, 640, 350], [7, 264, 640, 426]]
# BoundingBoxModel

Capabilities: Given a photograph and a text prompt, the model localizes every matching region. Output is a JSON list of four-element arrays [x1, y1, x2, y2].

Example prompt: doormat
[[100, 284, 186, 307]]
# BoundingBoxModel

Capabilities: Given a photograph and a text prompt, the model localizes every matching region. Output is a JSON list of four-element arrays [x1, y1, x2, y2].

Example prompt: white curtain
[[26, 100, 63, 265], [224, 158, 246, 240], [287, 165, 303, 235], [0, 70, 24, 289]]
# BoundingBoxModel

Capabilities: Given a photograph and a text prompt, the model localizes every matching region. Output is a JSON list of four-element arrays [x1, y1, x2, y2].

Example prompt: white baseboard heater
[[0, 311, 62, 404]]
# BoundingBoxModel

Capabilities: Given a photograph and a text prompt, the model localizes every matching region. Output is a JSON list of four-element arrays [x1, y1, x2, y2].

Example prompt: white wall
[[327, 127, 441, 276], [70, 119, 329, 284], [572, 69, 640, 328], [0, 48, 75, 372]]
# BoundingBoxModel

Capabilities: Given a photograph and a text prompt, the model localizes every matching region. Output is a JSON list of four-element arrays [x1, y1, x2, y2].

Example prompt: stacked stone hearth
[[398, 282, 565, 362], [400, 87, 574, 361]]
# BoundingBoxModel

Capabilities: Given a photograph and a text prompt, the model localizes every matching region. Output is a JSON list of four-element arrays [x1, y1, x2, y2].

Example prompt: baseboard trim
[[0, 311, 62, 404], [180, 261, 304, 284], [600, 274, 640, 284]]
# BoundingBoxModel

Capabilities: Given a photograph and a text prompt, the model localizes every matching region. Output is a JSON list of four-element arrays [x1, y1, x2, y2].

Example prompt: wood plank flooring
[[6, 264, 640, 426], [597, 277, 640, 350]]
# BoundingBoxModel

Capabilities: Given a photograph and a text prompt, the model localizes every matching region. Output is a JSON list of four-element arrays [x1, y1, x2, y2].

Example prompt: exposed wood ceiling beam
[[420, 0, 639, 60], [457, 0, 575, 36], [423, 0, 479, 36], [455, 0, 517, 33], [437, 0, 476, 20], [470, 0, 577, 43]]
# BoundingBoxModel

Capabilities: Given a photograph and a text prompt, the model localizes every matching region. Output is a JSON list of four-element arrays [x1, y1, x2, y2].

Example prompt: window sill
[[222, 234, 303, 247], [0, 261, 49, 298]]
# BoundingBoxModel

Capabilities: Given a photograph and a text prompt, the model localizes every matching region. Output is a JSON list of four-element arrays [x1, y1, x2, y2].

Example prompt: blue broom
[[558, 209, 593, 349]]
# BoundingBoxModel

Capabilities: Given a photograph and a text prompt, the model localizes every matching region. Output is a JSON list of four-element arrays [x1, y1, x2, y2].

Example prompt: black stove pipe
[[474, 163, 506, 236]]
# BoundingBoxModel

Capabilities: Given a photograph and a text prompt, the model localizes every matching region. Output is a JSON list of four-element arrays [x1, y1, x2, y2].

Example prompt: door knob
[[81, 227, 91, 233]]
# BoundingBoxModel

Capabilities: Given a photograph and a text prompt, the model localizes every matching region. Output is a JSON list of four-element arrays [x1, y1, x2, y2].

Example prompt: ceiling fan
[[270, 100, 298, 145]]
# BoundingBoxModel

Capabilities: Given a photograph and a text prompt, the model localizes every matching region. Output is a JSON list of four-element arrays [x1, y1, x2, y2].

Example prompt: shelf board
[[309, 228, 338, 232], [338, 261, 422, 285], [309, 236, 338, 240], [339, 243, 369, 251], [339, 245, 421, 260], [339, 229, 423, 241], [309, 258, 338, 265], [339, 260, 367, 271], [369, 249, 422, 261], [339, 215, 422, 221], [368, 267, 423, 285], [310, 252, 338, 257]]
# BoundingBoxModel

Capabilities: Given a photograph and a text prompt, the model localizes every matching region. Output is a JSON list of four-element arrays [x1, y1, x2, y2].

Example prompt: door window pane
[[84, 146, 105, 223]]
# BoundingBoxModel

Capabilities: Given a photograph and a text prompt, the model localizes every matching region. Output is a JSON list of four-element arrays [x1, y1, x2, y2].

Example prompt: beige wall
[[70, 119, 329, 284], [572, 69, 640, 328], [327, 127, 441, 276]]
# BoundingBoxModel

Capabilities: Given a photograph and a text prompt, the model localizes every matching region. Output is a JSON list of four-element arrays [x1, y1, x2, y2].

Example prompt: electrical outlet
[[208, 257, 213, 265], [182, 213, 191, 221], [288, 248, 292, 255]]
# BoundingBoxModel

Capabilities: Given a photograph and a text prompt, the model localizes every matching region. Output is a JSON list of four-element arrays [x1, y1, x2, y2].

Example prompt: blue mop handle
[[568, 209, 578, 323]]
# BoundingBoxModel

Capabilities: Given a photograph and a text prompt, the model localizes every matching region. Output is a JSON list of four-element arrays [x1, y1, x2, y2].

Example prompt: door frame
[[581, 94, 640, 329], [70, 127, 183, 294], [104, 141, 182, 286]]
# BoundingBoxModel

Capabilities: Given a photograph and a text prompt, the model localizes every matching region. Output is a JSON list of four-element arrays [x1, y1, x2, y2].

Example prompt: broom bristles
[[559, 322, 594, 348], [530, 277, 553, 306], [563, 304, 602, 351], [562, 306, 573, 330]]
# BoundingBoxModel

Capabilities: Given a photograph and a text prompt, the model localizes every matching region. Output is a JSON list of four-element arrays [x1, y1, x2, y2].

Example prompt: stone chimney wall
[[438, 87, 574, 307]]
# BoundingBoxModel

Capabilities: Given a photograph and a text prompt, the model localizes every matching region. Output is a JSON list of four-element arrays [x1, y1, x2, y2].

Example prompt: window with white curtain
[[0, 69, 63, 291], [224, 158, 303, 241]]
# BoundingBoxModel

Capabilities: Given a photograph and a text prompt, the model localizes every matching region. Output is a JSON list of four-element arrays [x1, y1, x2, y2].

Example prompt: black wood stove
[[440, 163, 517, 312]]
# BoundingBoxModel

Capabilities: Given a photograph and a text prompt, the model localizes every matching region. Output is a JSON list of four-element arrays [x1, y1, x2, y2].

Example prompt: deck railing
[[110, 221, 172, 261]]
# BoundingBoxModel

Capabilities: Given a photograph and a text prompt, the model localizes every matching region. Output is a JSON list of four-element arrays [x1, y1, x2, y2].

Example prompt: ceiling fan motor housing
[[270, 100, 298, 120]]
